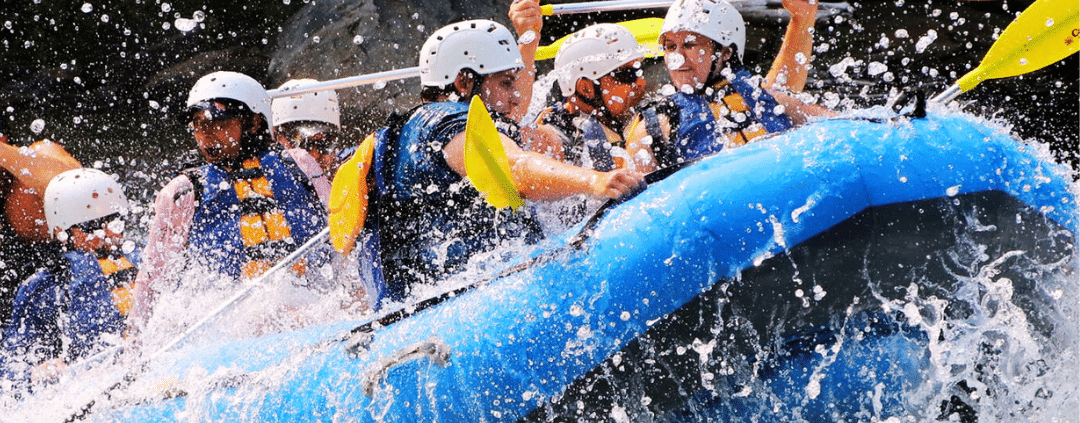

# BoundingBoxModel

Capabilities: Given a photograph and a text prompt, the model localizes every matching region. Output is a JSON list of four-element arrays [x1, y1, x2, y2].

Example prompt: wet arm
[[284, 148, 331, 206], [443, 130, 644, 201], [765, 0, 818, 93], [128, 176, 196, 331], [508, 0, 543, 121], [768, 89, 836, 125], [0, 141, 80, 197]]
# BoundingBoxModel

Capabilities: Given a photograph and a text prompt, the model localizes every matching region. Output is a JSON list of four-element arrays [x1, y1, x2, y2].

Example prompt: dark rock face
[[268, 0, 513, 134]]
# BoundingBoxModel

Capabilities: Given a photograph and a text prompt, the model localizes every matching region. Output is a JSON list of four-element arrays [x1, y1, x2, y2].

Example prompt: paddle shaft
[[931, 0, 1078, 103], [267, 67, 420, 99], [542, 0, 850, 15]]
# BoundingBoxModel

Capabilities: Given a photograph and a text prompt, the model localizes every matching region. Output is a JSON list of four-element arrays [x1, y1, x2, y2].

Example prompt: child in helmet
[[625, 0, 833, 171], [130, 72, 345, 330], [339, 4, 645, 302], [272, 79, 346, 176], [1, 169, 137, 386], [534, 24, 649, 171], [528, 23, 651, 231]]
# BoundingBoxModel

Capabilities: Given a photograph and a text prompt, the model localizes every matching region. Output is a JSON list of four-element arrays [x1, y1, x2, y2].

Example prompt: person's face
[[596, 60, 647, 121], [477, 69, 522, 115], [190, 103, 245, 164], [275, 123, 340, 174], [662, 31, 721, 92], [64, 214, 125, 254]]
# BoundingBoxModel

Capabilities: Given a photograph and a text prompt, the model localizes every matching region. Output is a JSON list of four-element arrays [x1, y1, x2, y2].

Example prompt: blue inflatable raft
[[63, 111, 1077, 422]]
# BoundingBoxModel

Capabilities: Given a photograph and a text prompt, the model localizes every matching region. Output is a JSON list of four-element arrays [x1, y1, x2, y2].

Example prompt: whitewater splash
[[1, 110, 1077, 423]]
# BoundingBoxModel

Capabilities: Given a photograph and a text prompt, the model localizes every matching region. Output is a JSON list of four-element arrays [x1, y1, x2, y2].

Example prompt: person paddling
[[129, 72, 339, 330], [1, 169, 137, 387], [528, 23, 651, 230], [337, 14, 645, 303], [625, 0, 833, 172], [533, 23, 649, 171]]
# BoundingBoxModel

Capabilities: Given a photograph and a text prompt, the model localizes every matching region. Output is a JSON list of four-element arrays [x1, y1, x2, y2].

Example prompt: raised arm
[[0, 140, 80, 200], [508, 0, 544, 121], [765, 0, 818, 93]]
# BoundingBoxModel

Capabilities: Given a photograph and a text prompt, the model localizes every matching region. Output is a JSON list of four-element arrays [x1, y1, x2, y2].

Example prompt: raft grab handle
[[360, 338, 452, 397]]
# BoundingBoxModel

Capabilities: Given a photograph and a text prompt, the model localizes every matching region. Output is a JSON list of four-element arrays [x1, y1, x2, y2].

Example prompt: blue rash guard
[[371, 101, 543, 302], [1, 248, 138, 383]]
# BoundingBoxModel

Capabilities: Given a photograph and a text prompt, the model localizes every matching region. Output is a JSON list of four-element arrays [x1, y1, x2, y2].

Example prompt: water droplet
[[81, 3, 93, 13], [868, 61, 888, 76], [894, 29, 909, 39], [372, 80, 386, 90], [30, 119, 45, 134], [1045, 18, 1055, 27], [193, 11, 205, 22], [666, 52, 685, 70], [101, 14, 109, 23], [353, 35, 365, 45], [175, 18, 197, 32], [1019, 58, 1028, 66], [4, 21, 11, 30], [162, 22, 171, 30], [161, 3, 172, 12], [312, 36, 321, 43]]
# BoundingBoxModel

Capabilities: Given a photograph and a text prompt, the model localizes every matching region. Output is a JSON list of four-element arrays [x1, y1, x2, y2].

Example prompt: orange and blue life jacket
[[640, 68, 793, 167], [184, 147, 329, 281], [1, 248, 137, 381]]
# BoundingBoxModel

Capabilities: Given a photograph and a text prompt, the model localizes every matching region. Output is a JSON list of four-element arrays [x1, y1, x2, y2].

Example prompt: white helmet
[[554, 24, 645, 97], [186, 71, 272, 123], [44, 168, 129, 235], [271, 79, 341, 128], [660, 0, 746, 60], [419, 20, 523, 87]]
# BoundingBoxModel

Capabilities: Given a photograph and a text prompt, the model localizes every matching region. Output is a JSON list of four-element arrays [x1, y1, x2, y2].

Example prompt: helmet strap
[[575, 81, 620, 129], [703, 44, 737, 93]]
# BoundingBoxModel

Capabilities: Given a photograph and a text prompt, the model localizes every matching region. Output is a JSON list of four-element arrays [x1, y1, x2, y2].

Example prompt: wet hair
[[705, 41, 745, 88], [190, 98, 272, 161], [420, 69, 485, 102]]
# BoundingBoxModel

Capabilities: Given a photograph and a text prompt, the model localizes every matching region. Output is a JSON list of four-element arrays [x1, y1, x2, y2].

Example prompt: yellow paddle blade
[[956, 0, 1079, 92], [464, 96, 524, 210], [534, 17, 665, 61], [328, 134, 376, 255]]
